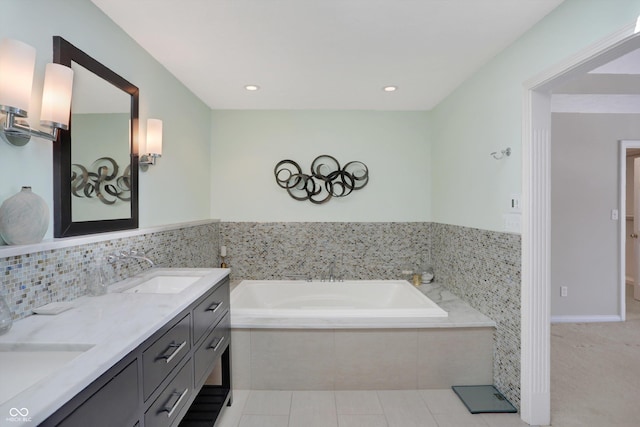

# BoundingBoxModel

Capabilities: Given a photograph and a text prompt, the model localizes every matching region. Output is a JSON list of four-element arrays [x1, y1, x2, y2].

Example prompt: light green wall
[[210, 110, 431, 222], [0, 0, 212, 240], [430, 0, 640, 231]]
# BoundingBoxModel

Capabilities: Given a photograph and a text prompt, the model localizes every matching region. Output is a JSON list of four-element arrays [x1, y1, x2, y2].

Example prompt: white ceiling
[[91, 0, 565, 111]]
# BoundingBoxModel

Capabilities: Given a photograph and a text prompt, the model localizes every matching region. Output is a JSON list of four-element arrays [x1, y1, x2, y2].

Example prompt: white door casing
[[634, 156, 640, 300], [521, 23, 640, 426]]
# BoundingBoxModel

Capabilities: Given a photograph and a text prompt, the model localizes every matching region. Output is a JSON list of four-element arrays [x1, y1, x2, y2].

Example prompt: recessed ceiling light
[[383, 86, 398, 92], [245, 84, 260, 91]]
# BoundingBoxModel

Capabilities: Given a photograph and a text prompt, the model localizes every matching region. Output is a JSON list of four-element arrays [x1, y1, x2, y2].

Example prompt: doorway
[[623, 143, 640, 305], [521, 22, 640, 426]]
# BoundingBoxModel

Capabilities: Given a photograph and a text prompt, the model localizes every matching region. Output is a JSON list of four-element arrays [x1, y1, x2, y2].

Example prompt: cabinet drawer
[[194, 312, 230, 389], [143, 314, 191, 401], [57, 360, 138, 427], [145, 361, 193, 427], [193, 279, 229, 344]]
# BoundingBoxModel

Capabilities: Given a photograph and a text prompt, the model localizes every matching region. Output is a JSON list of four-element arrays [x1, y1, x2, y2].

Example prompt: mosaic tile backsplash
[[431, 222, 521, 409], [1, 222, 219, 320], [219, 222, 432, 281]]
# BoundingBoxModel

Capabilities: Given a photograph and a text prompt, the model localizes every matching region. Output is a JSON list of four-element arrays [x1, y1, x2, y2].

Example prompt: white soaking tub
[[231, 280, 448, 328]]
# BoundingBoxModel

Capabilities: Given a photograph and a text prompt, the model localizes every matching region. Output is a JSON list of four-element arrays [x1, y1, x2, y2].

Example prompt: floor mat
[[451, 385, 517, 414]]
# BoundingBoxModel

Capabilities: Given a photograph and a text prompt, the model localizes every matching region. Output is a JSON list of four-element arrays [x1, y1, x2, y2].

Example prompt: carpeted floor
[[550, 287, 640, 426]]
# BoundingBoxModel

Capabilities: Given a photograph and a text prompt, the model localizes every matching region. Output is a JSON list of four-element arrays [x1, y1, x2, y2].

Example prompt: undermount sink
[[0, 343, 93, 404], [123, 275, 202, 294]]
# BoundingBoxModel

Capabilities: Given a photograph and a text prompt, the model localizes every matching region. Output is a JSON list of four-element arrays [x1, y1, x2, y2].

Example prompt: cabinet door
[[193, 279, 229, 344], [56, 360, 139, 427], [194, 313, 230, 389]]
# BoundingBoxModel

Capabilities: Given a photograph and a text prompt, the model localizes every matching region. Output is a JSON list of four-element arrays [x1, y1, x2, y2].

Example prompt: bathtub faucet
[[322, 258, 341, 282]]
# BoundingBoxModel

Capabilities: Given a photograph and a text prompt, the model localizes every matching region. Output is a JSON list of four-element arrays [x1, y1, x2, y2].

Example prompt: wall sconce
[[490, 147, 511, 160], [140, 118, 162, 171], [0, 38, 73, 146]]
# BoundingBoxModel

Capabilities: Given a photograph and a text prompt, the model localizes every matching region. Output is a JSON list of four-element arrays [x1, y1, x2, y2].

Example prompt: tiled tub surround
[[431, 222, 521, 409], [219, 222, 432, 282], [0, 221, 220, 320], [222, 221, 521, 408], [230, 282, 495, 390]]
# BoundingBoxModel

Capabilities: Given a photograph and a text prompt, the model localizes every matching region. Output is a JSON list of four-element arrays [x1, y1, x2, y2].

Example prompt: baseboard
[[551, 315, 623, 324]]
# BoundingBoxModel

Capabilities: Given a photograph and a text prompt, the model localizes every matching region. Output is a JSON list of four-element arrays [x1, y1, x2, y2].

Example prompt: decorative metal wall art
[[71, 157, 131, 205], [274, 155, 369, 204]]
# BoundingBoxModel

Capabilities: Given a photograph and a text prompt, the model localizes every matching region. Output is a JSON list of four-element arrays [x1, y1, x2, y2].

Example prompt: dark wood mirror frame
[[52, 36, 139, 238]]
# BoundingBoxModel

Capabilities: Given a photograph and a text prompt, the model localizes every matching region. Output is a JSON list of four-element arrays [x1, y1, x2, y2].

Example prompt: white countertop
[[0, 268, 230, 425]]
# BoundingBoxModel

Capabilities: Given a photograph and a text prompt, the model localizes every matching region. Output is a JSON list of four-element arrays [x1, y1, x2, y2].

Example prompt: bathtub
[[231, 280, 448, 329]]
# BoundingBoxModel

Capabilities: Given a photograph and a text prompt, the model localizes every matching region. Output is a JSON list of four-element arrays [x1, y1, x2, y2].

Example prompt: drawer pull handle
[[162, 387, 189, 418], [206, 302, 222, 313], [159, 341, 187, 364], [209, 336, 225, 352]]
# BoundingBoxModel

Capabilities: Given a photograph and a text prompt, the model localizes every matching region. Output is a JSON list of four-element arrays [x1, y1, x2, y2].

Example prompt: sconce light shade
[[140, 118, 163, 171], [40, 63, 73, 130], [0, 38, 74, 146], [0, 38, 36, 117], [146, 118, 163, 156]]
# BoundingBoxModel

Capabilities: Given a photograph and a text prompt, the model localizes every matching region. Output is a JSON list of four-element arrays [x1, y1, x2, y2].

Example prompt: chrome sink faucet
[[107, 249, 155, 268]]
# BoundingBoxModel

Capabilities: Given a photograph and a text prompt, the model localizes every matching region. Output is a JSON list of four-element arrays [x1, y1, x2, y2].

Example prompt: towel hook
[[491, 147, 511, 160]]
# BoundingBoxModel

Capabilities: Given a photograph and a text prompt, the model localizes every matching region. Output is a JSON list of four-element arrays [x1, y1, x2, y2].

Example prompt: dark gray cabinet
[[43, 276, 231, 427]]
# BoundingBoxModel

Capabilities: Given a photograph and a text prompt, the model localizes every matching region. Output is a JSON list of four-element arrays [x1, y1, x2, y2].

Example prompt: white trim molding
[[551, 315, 623, 324], [0, 219, 220, 258], [521, 21, 640, 426]]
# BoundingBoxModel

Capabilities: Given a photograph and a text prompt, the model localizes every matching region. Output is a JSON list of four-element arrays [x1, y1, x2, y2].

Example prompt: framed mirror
[[52, 36, 139, 237]]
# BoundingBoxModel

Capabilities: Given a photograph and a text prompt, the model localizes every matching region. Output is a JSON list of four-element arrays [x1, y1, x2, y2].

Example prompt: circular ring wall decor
[[274, 155, 369, 204]]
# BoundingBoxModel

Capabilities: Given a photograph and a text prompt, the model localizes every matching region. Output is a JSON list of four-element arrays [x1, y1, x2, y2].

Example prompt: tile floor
[[216, 389, 528, 427]]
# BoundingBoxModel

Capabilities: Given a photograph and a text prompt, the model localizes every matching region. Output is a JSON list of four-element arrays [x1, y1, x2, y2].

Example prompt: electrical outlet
[[611, 209, 619, 220], [560, 286, 568, 297]]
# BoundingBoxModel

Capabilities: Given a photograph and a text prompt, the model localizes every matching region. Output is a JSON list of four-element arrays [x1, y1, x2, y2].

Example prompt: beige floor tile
[[432, 413, 488, 427], [419, 389, 468, 414], [216, 389, 250, 427], [289, 391, 338, 427], [480, 413, 528, 426], [338, 414, 388, 427], [250, 330, 334, 389], [377, 390, 438, 427], [335, 390, 384, 414], [238, 415, 289, 427], [243, 390, 292, 415], [334, 330, 418, 389]]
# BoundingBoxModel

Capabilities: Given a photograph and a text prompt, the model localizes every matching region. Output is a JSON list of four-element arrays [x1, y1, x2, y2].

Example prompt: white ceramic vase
[[0, 186, 49, 245]]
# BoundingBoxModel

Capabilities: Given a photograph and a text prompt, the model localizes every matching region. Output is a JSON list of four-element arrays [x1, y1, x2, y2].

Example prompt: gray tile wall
[[431, 222, 521, 409], [1, 222, 219, 320], [219, 222, 432, 281]]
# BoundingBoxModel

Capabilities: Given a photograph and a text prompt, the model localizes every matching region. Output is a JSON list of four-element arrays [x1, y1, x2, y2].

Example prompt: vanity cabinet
[[53, 359, 139, 427], [42, 276, 231, 427]]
